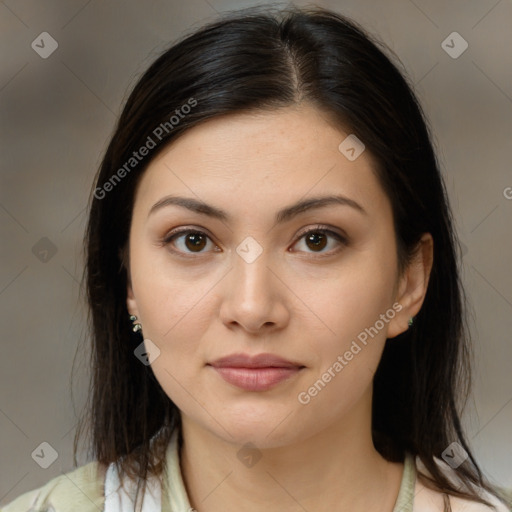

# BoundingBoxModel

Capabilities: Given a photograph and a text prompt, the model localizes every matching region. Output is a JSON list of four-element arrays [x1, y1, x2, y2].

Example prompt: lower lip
[[210, 366, 302, 391]]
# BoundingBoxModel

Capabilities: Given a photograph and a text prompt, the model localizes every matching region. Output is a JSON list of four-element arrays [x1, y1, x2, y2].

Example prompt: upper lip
[[208, 353, 304, 369]]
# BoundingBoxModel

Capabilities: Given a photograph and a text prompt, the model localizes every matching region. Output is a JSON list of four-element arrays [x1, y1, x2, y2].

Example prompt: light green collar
[[392, 452, 416, 512]]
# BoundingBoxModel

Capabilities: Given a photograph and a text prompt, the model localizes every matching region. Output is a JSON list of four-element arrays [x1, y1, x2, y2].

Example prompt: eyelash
[[160, 224, 348, 259]]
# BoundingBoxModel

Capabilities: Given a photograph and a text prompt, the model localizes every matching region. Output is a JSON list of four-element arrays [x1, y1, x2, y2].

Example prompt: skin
[[126, 103, 434, 511]]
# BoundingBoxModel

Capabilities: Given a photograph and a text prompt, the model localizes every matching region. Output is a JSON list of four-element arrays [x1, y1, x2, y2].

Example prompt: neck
[[179, 390, 404, 512]]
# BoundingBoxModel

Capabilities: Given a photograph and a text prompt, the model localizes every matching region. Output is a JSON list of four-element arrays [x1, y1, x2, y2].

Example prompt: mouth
[[207, 353, 305, 392]]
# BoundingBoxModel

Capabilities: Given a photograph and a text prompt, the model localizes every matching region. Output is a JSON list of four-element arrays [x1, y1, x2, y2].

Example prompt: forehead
[[134, 104, 390, 222]]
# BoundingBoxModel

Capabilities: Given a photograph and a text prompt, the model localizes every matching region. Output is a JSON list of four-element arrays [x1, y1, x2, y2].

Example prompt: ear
[[124, 247, 139, 319], [126, 279, 139, 319], [387, 233, 434, 339]]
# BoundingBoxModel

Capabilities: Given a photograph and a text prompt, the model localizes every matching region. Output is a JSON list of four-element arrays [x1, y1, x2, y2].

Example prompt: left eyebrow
[[148, 194, 368, 223]]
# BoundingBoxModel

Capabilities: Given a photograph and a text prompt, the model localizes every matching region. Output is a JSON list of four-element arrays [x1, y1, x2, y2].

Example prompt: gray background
[[1, 0, 511, 505]]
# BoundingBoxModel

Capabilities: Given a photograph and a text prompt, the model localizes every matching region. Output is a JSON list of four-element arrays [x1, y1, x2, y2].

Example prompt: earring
[[129, 314, 142, 333], [408, 316, 414, 328]]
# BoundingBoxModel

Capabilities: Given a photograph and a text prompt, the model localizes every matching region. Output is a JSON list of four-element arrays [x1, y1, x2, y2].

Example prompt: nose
[[219, 246, 290, 335]]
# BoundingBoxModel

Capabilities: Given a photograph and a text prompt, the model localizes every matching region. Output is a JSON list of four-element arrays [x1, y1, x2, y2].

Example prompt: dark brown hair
[[74, 5, 508, 510]]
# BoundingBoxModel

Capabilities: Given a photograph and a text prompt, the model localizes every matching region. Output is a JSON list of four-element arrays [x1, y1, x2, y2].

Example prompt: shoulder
[[413, 456, 511, 512], [1, 461, 107, 512]]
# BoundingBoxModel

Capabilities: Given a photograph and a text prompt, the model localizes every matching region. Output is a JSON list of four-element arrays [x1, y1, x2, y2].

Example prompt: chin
[[208, 408, 306, 449]]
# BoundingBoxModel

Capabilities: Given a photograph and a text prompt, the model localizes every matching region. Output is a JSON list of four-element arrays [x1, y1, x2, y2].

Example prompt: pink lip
[[208, 353, 305, 391]]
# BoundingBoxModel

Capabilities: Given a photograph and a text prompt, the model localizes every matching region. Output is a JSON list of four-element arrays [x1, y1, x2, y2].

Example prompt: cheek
[[302, 251, 397, 347], [130, 243, 217, 343], [299, 247, 398, 405], [132, 269, 212, 414], [296, 273, 395, 418], [129, 259, 227, 417]]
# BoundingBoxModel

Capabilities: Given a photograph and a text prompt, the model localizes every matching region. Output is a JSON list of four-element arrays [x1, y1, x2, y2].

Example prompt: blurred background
[[1, 0, 511, 504]]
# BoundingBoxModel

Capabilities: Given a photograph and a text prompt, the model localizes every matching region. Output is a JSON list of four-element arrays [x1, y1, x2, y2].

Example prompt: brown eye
[[292, 227, 347, 255], [163, 229, 215, 255], [182, 232, 208, 252], [304, 231, 328, 252]]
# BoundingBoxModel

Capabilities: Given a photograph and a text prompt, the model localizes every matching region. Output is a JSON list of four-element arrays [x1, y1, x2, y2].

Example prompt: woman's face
[[126, 104, 414, 448]]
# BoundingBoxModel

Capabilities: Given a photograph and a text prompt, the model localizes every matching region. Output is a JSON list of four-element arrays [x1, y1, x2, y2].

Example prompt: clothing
[[1, 430, 509, 512]]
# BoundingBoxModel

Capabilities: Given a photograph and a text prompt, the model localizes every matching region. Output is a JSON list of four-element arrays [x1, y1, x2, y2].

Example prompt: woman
[[3, 5, 510, 512]]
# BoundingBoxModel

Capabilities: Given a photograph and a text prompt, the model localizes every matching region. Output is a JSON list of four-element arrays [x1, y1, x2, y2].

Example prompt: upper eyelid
[[163, 226, 214, 243], [296, 224, 347, 240]]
